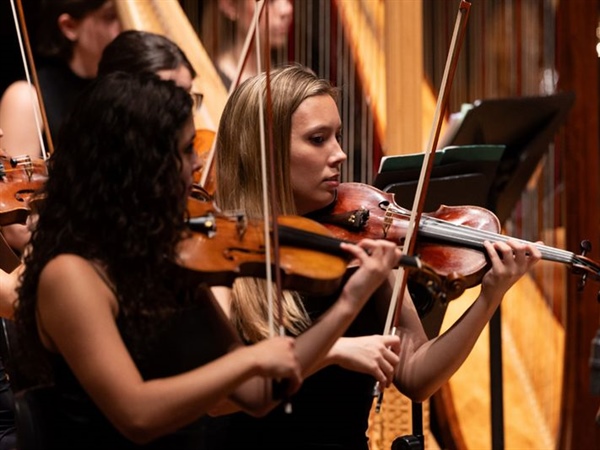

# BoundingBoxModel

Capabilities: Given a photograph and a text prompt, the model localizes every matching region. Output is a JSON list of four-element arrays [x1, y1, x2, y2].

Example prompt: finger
[[282, 372, 302, 398], [383, 347, 400, 366], [340, 242, 370, 262], [382, 335, 401, 353], [484, 240, 511, 267]]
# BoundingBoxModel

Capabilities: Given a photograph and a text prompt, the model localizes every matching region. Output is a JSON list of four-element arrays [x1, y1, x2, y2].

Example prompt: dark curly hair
[[14, 71, 194, 381]]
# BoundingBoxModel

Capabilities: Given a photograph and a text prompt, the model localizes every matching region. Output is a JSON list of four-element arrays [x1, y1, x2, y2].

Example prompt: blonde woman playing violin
[[207, 64, 542, 450]]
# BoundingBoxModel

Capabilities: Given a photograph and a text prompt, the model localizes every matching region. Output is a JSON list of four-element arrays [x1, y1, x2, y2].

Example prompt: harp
[[306, 1, 599, 450], [114, 2, 600, 449]]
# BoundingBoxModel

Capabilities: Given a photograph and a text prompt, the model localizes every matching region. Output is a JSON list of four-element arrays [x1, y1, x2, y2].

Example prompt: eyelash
[[309, 133, 342, 145]]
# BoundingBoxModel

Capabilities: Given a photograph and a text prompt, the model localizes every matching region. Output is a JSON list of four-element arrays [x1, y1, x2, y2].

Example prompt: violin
[[176, 197, 425, 295], [0, 152, 47, 226], [309, 182, 600, 302], [193, 128, 216, 198]]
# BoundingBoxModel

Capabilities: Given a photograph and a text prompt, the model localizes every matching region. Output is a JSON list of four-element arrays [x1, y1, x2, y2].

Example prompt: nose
[[113, 17, 123, 36], [330, 141, 347, 167], [275, 0, 293, 18], [191, 151, 202, 173]]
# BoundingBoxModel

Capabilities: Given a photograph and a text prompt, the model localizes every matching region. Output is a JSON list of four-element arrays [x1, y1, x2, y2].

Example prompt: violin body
[[178, 198, 350, 295], [310, 182, 600, 301], [0, 153, 47, 226]]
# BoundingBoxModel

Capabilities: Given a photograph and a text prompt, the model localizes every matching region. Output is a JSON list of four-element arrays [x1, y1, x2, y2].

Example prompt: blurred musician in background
[[201, 0, 293, 90], [0, 0, 121, 158]]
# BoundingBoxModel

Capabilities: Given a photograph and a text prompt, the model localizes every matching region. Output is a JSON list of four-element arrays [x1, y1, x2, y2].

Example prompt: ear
[[57, 13, 79, 42], [218, 0, 239, 21]]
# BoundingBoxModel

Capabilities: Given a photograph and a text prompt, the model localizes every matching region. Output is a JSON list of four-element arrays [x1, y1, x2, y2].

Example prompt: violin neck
[[420, 218, 576, 266]]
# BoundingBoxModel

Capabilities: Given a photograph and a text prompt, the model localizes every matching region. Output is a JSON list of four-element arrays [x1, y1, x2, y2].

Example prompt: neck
[[68, 51, 97, 79]]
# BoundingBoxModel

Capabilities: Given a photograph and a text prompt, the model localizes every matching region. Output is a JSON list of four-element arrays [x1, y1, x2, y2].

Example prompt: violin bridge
[[383, 205, 393, 238], [236, 214, 247, 238], [10, 155, 33, 181]]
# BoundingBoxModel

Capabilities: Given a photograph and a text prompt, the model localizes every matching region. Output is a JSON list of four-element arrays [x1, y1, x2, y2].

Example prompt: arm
[[314, 335, 400, 387], [1, 223, 32, 256], [212, 241, 404, 390], [211, 239, 402, 412], [390, 239, 542, 401], [37, 254, 302, 444], [0, 81, 43, 158], [0, 264, 21, 319]]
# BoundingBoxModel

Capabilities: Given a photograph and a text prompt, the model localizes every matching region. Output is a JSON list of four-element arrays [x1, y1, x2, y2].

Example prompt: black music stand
[[439, 91, 575, 224], [374, 92, 575, 450]]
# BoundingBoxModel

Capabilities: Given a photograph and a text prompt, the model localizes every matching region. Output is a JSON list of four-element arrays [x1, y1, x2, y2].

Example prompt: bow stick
[[374, 0, 472, 412], [9, 0, 53, 160], [242, 0, 290, 408], [198, 1, 268, 191]]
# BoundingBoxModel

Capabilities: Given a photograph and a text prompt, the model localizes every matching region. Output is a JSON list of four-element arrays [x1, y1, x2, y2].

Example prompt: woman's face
[[178, 115, 200, 196], [289, 94, 346, 215], [231, 0, 293, 49], [70, 1, 122, 66]]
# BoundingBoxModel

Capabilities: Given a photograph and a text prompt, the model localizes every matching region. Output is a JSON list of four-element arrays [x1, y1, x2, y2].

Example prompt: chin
[[316, 191, 336, 210]]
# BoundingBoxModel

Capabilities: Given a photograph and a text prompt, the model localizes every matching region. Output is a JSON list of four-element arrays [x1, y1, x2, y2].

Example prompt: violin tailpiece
[[313, 209, 370, 231]]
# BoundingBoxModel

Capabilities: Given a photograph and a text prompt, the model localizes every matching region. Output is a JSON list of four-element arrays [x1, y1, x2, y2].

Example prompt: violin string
[[387, 208, 581, 267]]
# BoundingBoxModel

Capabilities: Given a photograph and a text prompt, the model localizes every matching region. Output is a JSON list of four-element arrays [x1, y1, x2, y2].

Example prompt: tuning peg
[[576, 240, 593, 291], [580, 240, 592, 256]]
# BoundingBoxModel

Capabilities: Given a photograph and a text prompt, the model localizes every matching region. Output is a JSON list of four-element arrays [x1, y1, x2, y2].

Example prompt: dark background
[[0, 0, 43, 96], [0, 0, 204, 98]]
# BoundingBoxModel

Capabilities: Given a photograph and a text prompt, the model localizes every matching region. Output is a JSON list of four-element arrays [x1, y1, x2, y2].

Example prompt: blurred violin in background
[[193, 129, 216, 198], [0, 151, 46, 226]]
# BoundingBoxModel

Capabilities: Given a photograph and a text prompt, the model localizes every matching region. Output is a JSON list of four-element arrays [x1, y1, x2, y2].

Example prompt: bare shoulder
[[0, 81, 38, 111], [39, 254, 116, 313], [40, 253, 96, 281]]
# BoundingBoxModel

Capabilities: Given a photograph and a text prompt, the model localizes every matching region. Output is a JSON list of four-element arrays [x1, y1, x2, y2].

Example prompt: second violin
[[0, 152, 47, 227]]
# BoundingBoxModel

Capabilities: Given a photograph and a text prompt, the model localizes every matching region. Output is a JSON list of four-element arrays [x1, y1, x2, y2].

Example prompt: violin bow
[[250, 0, 291, 408], [9, 0, 53, 159], [198, 1, 268, 191], [375, 0, 472, 411], [250, 0, 285, 337]]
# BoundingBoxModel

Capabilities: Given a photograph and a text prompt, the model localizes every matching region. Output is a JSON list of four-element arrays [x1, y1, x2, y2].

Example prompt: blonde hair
[[215, 64, 338, 342]]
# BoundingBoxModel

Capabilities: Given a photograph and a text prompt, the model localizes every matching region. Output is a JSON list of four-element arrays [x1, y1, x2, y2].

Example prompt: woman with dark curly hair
[[12, 71, 402, 449]]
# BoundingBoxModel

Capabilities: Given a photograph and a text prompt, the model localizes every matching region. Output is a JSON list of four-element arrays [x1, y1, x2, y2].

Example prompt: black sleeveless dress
[[207, 290, 382, 450], [37, 58, 92, 143], [47, 284, 237, 450]]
